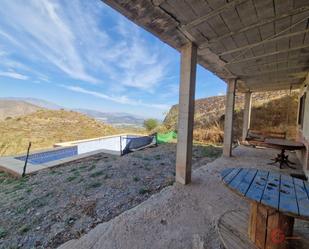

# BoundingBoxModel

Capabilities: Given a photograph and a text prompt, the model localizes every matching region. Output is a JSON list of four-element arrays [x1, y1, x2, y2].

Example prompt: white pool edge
[[0, 133, 149, 177], [0, 146, 121, 177]]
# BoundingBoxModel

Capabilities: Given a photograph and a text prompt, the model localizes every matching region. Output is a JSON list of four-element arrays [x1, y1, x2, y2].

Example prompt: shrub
[[90, 170, 104, 178], [139, 187, 150, 194], [133, 176, 140, 182], [86, 181, 102, 189], [18, 224, 30, 234], [0, 227, 7, 238], [143, 119, 159, 131], [66, 176, 77, 182]]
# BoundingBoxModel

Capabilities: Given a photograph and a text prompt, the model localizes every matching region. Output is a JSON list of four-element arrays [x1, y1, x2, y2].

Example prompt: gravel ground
[[0, 143, 222, 249]]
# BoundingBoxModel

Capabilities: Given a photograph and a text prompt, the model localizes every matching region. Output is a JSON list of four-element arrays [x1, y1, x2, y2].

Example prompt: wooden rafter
[[241, 65, 309, 76], [182, 0, 248, 30], [152, 0, 166, 6], [245, 79, 302, 90], [243, 73, 306, 85], [198, 6, 309, 49], [240, 54, 309, 71], [248, 83, 302, 92], [218, 29, 309, 56], [226, 44, 309, 65]]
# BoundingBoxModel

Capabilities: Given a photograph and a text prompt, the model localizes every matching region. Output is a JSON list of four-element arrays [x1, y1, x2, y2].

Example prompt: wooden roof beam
[[248, 83, 302, 92], [226, 44, 309, 65], [198, 6, 309, 50], [240, 54, 309, 71], [246, 79, 303, 89], [250, 81, 301, 86], [219, 29, 309, 57], [182, 0, 248, 29], [152, 0, 166, 6], [242, 65, 309, 76], [244, 76, 306, 85]]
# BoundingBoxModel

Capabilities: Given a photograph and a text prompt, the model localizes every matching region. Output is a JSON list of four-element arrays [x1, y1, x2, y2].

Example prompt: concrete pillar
[[223, 79, 237, 157], [242, 91, 252, 141], [175, 42, 197, 185]]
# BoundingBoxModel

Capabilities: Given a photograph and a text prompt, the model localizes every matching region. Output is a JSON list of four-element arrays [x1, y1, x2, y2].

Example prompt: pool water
[[16, 147, 78, 165]]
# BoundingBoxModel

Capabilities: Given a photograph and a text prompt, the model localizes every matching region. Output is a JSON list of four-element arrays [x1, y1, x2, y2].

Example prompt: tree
[[143, 118, 158, 131]]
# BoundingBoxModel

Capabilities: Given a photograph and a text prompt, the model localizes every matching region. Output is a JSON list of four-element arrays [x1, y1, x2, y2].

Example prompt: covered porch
[[100, 0, 309, 184], [59, 1, 309, 248], [59, 145, 308, 249]]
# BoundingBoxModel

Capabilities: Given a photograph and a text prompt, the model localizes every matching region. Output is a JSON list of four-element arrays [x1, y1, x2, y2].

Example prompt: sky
[[0, 0, 226, 119]]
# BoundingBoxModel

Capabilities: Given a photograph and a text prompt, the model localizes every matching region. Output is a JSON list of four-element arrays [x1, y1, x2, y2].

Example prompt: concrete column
[[223, 79, 237, 157], [242, 91, 252, 141], [175, 42, 197, 185]]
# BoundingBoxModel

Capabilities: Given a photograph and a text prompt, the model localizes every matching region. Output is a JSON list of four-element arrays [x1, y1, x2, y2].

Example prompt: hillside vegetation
[[162, 90, 299, 143], [0, 100, 42, 120], [0, 110, 118, 156]]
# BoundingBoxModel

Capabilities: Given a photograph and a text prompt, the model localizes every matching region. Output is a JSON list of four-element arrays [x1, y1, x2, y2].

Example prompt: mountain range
[[74, 108, 145, 127], [0, 99, 42, 120], [0, 97, 145, 127]]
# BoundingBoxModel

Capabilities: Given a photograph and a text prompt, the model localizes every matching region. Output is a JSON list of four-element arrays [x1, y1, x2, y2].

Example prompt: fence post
[[22, 142, 31, 177], [120, 136, 123, 156]]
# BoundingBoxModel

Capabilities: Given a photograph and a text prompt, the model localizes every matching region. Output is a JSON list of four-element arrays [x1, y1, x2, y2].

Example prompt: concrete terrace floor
[[59, 145, 307, 249]]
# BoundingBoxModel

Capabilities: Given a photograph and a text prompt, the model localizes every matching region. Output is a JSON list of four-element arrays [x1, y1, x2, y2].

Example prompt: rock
[[160, 219, 167, 225], [35, 240, 42, 246]]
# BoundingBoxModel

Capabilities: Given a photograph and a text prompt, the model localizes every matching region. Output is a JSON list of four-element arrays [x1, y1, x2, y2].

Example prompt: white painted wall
[[302, 87, 309, 139], [297, 77, 309, 177], [74, 135, 140, 155], [76, 136, 123, 154]]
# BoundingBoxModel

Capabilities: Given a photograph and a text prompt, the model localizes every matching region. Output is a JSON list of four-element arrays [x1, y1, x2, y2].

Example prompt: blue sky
[[0, 0, 226, 119]]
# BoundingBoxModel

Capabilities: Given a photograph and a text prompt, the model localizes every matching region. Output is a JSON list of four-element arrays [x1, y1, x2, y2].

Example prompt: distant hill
[[0, 97, 145, 127], [0, 109, 118, 156], [0, 99, 43, 120], [75, 108, 145, 127], [162, 90, 299, 143], [1, 97, 63, 110]]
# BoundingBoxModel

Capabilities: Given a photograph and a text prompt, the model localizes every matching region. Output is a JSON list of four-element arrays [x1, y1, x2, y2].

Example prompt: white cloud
[[218, 92, 224, 96], [60, 85, 169, 110], [0, 0, 101, 83], [0, 0, 173, 107], [0, 71, 28, 80], [97, 17, 169, 92]]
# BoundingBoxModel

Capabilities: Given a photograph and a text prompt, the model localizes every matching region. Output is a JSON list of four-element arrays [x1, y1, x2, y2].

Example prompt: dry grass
[[163, 90, 299, 144], [193, 122, 224, 144], [0, 109, 119, 156], [233, 93, 298, 140]]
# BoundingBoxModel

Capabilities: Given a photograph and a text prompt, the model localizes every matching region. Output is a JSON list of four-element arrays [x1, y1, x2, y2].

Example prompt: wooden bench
[[244, 129, 286, 147]]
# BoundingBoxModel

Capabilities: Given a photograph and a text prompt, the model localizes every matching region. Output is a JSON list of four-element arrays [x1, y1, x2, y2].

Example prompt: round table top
[[264, 138, 305, 150], [221, 168, 309, 220]]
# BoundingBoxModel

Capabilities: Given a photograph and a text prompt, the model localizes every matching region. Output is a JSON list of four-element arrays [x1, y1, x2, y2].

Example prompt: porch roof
[[102, 0, 309, 92]]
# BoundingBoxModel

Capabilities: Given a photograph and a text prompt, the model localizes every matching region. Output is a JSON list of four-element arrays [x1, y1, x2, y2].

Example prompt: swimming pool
[[15, 146, 78, 165], [16, 134, 157, 165], [1, 134, 157, 177]]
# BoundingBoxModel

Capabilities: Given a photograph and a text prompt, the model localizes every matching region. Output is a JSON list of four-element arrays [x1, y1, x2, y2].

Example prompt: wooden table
[[264, 138, 305, 169], [221, 168, 309, 249]]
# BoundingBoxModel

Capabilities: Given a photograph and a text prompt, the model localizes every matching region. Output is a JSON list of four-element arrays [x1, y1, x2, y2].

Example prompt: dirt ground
[[0, 143, 222, 249]]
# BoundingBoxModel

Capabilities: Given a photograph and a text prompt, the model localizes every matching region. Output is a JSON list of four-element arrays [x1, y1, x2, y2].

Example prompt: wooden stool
[[248, 203, 294, 249]]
